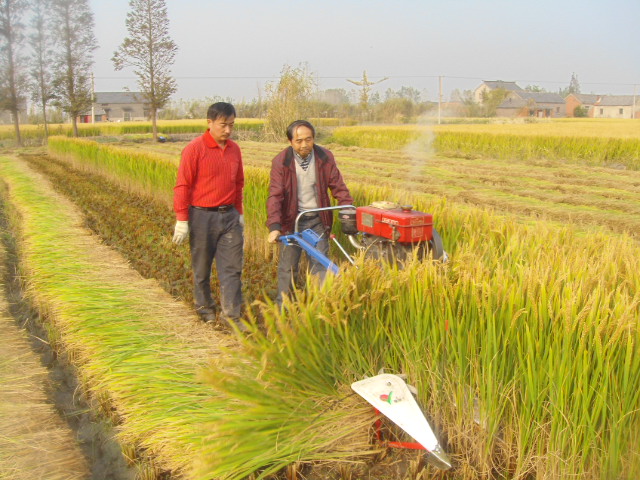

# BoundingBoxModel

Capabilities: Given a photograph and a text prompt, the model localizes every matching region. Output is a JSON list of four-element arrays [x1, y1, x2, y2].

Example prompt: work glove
[[267, 230, 281, 244], [238, 215, 244, 227], [172, 220, 189, 245]]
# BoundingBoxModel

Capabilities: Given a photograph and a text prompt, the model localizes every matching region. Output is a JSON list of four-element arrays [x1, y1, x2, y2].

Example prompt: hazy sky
[[89, 0, 640, 102]]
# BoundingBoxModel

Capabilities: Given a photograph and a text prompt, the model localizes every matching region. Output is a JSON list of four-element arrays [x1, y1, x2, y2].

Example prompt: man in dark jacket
[[266, 120, 353, 306]]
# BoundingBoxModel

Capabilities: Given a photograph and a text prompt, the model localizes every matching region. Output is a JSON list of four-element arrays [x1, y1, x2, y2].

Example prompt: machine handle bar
[[294, 205, 356, 233]]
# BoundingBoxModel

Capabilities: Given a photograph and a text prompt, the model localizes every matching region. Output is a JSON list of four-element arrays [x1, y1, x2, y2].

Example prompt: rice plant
[[32, 136, 640, 479]]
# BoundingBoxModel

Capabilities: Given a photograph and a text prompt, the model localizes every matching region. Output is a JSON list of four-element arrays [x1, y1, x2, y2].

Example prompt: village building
[[497, 91, 566, 118], [592, 95, 638, 119], [79, 92, 149, 123], [473, 80, 524, 103], [565, 94, 639, 118], [565, 93, 600, 117]]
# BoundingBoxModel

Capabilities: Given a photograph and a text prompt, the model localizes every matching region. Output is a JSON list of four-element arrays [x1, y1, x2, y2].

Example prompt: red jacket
[[173, 130, 244, 221], [266, 144, 353, 234]]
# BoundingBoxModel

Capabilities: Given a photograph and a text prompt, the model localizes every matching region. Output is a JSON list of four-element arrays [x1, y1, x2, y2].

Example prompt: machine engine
[[339, 201, 445, 262]]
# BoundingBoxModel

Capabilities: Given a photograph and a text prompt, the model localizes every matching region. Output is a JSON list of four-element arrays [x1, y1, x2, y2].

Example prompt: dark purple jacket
[[266, 144, 353, 234]]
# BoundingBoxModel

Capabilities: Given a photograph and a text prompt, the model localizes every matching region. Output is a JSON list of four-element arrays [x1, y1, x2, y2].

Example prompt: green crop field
[[1, 123, 639, 480]]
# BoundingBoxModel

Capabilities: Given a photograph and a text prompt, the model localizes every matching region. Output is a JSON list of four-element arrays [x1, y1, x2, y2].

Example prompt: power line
[[94, 74, 638, 87]]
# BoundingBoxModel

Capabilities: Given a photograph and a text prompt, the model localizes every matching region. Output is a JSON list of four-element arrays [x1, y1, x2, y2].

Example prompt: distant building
[[496, 91, 566, 118], [593, 95, 638, 119], [565, 94, 639, 118], [565, 93, 600, 117], [79, 92, 149, 123], [473, 80, 524, 103]]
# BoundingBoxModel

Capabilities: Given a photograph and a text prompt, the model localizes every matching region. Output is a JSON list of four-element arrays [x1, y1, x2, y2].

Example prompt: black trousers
[[189, 206, 244, 319]]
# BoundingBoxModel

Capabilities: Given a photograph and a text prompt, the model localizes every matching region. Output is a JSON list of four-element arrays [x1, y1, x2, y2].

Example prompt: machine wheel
[[429, 228, 445, 261]]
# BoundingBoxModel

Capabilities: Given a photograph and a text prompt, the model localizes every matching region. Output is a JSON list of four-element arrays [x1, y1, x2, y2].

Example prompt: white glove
[[268, 230, 281, 243], [172, 220, 189, 245], [238, 214, 244, 227]]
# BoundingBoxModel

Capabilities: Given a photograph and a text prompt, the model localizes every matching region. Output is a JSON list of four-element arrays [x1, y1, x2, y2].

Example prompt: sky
[[89, 0, 640, 103]]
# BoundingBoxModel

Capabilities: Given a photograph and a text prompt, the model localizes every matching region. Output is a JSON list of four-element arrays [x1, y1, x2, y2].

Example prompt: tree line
[[0, 0, 177, 144]]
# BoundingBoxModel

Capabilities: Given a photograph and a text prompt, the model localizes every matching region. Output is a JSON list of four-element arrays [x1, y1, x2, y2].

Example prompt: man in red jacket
[[173, 102, 245, 329], [266, 120, 353, 306]]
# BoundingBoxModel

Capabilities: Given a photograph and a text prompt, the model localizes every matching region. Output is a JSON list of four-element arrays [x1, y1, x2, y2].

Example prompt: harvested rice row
[[0, 241, 90, 480], [0, 155, 237, 478]]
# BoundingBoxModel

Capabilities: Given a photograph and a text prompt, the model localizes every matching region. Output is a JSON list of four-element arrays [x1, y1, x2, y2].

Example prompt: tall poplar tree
[[112, 0, 177, 141], [51, 0, 96, 137], [28, 0, 55, 137], [0, 0, 28, 146]]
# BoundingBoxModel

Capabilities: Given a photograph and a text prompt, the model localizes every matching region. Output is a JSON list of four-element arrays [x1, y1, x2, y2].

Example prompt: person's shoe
[[196, 307, 217, 324], [224, 317, 249, 333], [200, 312, 217, 323]]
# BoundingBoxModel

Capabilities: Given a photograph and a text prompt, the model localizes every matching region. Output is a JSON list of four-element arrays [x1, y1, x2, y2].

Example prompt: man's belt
[[192, 204, 233, 213]]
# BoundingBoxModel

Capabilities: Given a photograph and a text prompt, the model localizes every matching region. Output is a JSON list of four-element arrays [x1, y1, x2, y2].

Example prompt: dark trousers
[[189, 206, 244, 319], [276, 214, 328, 306]]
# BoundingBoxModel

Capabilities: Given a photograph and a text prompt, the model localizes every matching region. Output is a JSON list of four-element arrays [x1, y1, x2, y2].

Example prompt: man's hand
[[238, 215, 244, 227], [268, 230, 281, 243], [172, 220, 189, 245]]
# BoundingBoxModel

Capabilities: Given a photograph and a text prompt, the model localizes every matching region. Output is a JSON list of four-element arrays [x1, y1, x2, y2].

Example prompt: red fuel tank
[[356, 205, 433, 243]]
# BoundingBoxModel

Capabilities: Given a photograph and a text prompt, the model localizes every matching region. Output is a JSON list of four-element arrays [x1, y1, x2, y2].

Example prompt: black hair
[[207, 102, 236, 121], [286, 120, 315, 141]]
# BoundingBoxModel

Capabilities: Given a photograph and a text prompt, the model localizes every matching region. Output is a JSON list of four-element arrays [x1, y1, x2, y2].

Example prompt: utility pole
[[438, 76, 443, 125], [91, 72, 95, 124], [633, 84, 637, 119]]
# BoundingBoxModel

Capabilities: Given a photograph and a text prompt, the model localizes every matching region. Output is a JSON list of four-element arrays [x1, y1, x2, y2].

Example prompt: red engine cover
[[356, 205, 433, 243]]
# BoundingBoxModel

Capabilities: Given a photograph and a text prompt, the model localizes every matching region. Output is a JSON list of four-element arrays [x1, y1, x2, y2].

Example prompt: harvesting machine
[[278, 202, 452, 470], [279, 201, 446, 273]]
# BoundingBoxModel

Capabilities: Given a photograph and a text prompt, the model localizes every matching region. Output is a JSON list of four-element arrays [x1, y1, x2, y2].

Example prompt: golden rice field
[[118, 136, 640, 238], [1, 124, 639, 480], [0, 118, 265, 141], [328, 119, 640, 169]]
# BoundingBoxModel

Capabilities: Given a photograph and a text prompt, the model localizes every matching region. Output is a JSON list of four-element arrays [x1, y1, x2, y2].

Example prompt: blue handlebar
[[279, 229, 340, 275]]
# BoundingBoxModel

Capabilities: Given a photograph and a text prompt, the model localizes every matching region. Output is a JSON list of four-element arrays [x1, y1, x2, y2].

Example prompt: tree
[[573, 105, 588, 117], [481, 88, 509, 117], [0, 0, 28, 146], [568, 72, 580, 94], [51, 0, 97, 137], [397, 86, 421, 103], [28, 0, 56, 138], [559, 72, 581, 97], [112, 0, 177, 141], [264, 63, 314, 141]]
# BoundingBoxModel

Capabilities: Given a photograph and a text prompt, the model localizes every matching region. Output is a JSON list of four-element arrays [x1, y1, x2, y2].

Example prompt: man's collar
[[293, 149, 314, 163], [204, 129, 228, 148]]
